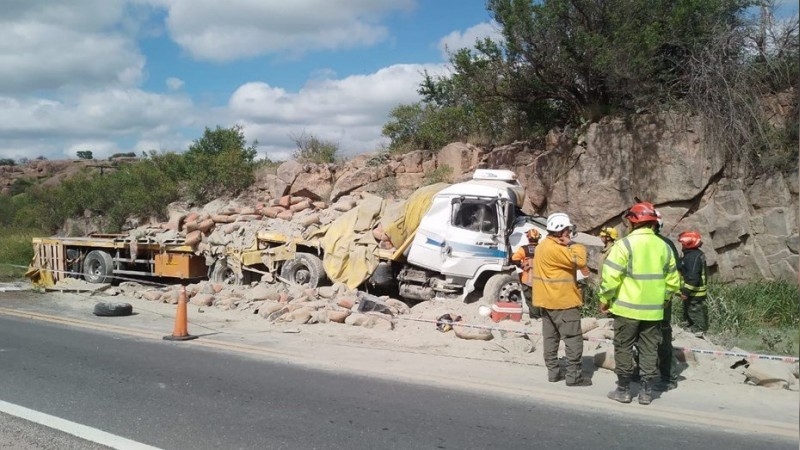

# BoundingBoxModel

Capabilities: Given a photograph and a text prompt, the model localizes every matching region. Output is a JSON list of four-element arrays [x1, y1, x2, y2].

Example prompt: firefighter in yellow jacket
[[531, 213, 591, 386], [512, 228, 541, 318], [599, 202, 681, 405]]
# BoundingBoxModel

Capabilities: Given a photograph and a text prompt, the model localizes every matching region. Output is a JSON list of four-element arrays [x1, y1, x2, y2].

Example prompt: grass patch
[[0, 227, 41, 280], [582, 280, 799, 355]]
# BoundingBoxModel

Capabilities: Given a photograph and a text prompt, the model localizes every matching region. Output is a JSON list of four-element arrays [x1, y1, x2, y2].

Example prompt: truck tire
[[93, 301, 133, 317], [210, 259, 244, 286], [83, 250, 114, 284], [279, 253, 326, 288], [481, 273, 525, 305]]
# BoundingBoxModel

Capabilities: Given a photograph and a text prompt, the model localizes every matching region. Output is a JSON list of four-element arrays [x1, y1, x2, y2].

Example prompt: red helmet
[[678, 231, 703, 249], [625, 202, 659, 224]]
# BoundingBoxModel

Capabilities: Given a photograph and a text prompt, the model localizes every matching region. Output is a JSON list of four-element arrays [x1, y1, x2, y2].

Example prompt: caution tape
[[396, 316, 800, 364]]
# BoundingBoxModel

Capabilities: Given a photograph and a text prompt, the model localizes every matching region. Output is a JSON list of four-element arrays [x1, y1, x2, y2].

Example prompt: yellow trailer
[[30, 234, 206, 286]]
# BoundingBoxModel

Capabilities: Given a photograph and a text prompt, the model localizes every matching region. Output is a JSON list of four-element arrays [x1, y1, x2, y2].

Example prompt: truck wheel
[[83, 250, 114, 284], [279, 253, 326, 288], [210, 259, 243, 286], [481, 273, 525, 305]]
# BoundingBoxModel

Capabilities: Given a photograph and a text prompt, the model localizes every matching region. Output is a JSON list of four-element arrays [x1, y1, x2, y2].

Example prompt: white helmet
[[546, 212, 574, 234]]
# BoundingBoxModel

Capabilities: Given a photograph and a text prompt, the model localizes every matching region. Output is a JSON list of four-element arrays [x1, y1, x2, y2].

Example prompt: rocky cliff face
[[250, 113, 798, 283]]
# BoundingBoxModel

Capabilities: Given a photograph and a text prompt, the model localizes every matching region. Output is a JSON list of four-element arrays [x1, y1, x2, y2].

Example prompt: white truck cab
[[404, 169, 529, 302]]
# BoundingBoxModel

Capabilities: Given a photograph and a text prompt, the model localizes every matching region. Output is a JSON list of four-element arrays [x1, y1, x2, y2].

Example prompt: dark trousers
[[542, 307, 583, 383], [524, 288, 542, 318], [683, 296, 708, 332], [657, 301, 677, 382], [614, 316, 661, 384]]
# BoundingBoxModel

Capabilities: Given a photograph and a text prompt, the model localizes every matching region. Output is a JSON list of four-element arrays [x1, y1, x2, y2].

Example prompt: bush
[[0, 227, 41, 280], [290, 132, 339, 164], [423, 165, 453, 185], [109, 152, 137, 159]]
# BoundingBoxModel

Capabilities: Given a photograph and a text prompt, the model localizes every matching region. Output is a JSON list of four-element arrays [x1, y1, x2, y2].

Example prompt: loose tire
[[210, 259, 244, 286], [279, 253, 326, 288], [83, 250, 114, 284], [93, 301, 133, 317], [481, 273, 525, 305]]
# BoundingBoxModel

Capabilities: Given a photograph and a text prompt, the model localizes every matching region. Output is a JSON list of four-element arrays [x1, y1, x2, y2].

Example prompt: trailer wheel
[[210, 259, 244, 286], [481, 273, 525, 305], [93, 301, 133, 317], [83, 250, 114, 284], [279, 253, 326, 288]]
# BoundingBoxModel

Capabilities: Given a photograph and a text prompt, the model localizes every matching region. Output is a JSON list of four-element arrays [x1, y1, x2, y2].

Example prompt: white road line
[[0, 399, 161, 450]]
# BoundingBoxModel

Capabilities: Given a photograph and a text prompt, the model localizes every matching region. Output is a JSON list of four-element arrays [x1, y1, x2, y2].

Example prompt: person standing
[[678, 231, 709, 338], [531, 213, 592, 387], [594, 227, 619, 274], [654, 211, 682, 391], [512, 228, 542, 318], [599, 202, 681, 405]]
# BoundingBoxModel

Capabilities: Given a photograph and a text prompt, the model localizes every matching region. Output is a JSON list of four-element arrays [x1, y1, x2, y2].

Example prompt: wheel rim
[[498, 281, 524, 303], [89, 261, 102, 278], [221, 267, 236, 284], [293, 268, 311, 284]]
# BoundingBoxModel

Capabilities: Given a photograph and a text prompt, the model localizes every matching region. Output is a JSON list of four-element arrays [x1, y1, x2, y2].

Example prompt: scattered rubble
[[104, 275, 797, 391]]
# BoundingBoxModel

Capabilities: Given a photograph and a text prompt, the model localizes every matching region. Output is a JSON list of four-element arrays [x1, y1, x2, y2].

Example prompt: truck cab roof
[[436, 170, 525, 207]]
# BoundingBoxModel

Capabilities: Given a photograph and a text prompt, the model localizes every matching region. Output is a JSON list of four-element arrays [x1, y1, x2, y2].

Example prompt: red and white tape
[[397, 316, 799, 363]]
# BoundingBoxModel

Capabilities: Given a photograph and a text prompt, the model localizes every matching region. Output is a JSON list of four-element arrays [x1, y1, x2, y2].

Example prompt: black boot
[[639, 380, 653, 405], [607, 377, 632, 404]]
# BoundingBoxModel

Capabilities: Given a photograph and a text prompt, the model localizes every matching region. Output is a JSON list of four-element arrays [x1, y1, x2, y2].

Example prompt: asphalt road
[[0, 315, 794, 450]]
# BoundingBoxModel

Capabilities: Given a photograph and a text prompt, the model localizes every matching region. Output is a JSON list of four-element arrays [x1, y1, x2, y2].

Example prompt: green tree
[[384, 0, 759, 152], [76, 150, 93, 160], [184, 125, 258, 203], [290, 132, 339, 163]]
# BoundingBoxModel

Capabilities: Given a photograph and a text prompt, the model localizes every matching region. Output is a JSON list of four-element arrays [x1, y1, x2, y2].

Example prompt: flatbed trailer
[[31, 234, 207, 284]]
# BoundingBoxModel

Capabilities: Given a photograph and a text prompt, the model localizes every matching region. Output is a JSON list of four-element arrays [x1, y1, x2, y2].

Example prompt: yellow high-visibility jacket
[[598, 227, 681, 321], [531, 236, 588, 310]]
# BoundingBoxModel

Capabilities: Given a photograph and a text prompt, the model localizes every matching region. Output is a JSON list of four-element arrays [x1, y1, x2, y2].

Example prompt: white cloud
[[229, 63, 449, 159], [166, 77, 185, 91], [438, 21, 503, 59], [0, 89, 196, 160], [159, 0, 416, 62], [0, 0, 146, 93]]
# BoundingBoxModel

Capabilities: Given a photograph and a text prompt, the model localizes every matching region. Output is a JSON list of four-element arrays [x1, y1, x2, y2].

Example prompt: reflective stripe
[[621, 238, 634, 275], [603, 259, 625, 272], [629, 273, 667, 280], [613, 300, 664, 311], [683, 284, 707, 293], [531, 276, 574, 283]]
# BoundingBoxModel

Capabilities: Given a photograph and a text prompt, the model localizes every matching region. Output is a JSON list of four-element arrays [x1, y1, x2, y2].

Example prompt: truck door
[[439, 198, 506, 277]]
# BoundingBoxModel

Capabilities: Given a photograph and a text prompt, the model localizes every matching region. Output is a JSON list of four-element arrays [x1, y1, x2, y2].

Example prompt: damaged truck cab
[[394, 169, 528, 303]]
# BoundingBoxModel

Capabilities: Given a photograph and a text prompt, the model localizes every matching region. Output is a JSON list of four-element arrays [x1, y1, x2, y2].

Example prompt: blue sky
[[0, 1, 796, 162], [0, 0, 499, 161]]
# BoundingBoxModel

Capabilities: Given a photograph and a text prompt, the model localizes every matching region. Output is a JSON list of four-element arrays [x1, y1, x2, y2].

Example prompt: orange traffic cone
[[163, 286, 198, 341]]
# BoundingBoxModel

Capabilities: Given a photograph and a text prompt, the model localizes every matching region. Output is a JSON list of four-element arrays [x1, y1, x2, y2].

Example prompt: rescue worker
[[678, 231, 708, 338], [531, 213, 592, 387], [599, 227, 618, 253], [512, 228, 542, 319], [654, 210, 682, 391], [599, 202, 681, 405], [594, 227, 619, 275]]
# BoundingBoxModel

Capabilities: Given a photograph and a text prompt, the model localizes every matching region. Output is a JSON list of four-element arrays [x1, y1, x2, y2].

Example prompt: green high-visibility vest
[[598, 227, 681, 321]]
